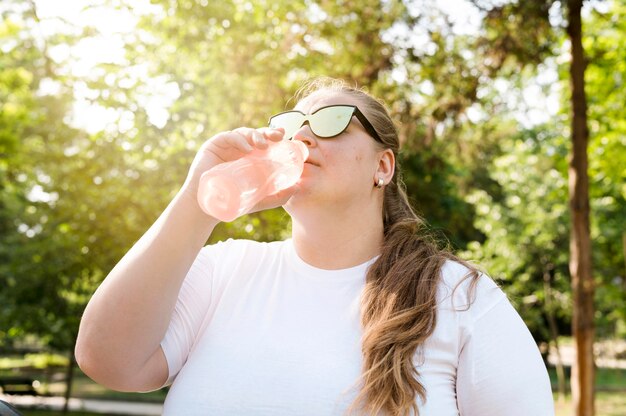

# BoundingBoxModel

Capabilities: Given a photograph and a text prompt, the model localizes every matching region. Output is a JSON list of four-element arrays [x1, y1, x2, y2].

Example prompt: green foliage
[[1, 0, 624, 360], [400, 147, 483, 249], [461, 125, 572, 341], [0, 0, 418, 350], [0, 3, 99, 351], [475, 0, 559, 74], [462, 0, 626, 340]]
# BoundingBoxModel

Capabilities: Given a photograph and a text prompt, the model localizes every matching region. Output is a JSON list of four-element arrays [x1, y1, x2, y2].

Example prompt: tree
[[470, 0, 597, 412], [566, 1, 594, 413], [6, 2, 623, 413]]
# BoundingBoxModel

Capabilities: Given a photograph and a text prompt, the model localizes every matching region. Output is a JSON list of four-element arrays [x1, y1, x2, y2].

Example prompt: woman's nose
[[292, 125, 317, 147]]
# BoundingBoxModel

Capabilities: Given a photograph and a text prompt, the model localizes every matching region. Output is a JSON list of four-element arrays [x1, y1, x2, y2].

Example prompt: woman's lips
[[304, 159, 318, 166]]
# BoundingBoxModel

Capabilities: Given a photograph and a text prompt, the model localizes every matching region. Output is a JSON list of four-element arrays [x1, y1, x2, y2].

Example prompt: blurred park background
[[1, 0, 625, 415]]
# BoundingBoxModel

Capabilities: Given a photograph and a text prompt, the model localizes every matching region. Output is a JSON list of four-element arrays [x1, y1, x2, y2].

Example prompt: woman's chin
[[283, 185, 315, 214]]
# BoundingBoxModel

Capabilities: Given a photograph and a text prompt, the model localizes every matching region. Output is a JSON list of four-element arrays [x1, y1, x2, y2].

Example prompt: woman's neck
[[290, 207, 384, 270]]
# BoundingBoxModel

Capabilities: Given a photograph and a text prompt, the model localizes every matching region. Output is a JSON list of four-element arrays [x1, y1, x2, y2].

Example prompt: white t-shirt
[[160, 239, 554, 415]]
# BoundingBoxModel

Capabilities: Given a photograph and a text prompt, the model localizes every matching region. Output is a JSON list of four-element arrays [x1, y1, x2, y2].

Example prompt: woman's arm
[[75, 127, 290, 392], [75, 190, 218, 392], [456, 297, 555, 416]]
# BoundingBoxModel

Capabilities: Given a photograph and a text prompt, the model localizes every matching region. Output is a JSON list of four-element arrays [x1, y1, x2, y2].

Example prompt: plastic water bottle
[[197, 139, 309, 222]]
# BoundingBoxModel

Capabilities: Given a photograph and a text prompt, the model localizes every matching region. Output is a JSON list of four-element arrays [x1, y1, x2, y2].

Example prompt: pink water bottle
[[197, 139, 309, 222]]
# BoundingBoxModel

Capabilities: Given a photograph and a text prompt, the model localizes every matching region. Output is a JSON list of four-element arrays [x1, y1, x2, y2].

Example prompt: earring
[[375, 177, 384, 188]]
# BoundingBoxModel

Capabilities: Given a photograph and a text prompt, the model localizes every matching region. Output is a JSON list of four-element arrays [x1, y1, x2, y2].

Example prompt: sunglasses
[[268, 104, 383, 143]]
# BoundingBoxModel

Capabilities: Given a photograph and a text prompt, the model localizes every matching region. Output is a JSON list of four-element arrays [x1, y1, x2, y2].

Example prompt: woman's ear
[[375, 149, 395, 186]]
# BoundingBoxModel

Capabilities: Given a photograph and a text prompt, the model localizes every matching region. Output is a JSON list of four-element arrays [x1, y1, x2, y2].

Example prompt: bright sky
[[29, 0, 560, 133]]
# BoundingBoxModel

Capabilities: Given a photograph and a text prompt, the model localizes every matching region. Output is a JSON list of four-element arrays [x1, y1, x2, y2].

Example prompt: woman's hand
[[181, 127, 299, 219]]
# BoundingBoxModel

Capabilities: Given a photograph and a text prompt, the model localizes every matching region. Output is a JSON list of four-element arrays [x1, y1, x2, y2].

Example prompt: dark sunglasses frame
[[268, 104, 383, 143]]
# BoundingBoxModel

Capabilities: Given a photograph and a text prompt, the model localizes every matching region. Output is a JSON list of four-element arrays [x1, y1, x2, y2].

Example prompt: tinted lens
[[310, 106, 355, 138], [269, 111, 305, 140]]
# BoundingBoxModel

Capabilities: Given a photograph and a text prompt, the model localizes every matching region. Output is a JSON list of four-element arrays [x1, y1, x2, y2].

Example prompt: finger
[[201, 132, 236, 161], [252, 130, 268, 149], [260, 127, 285, 142], [228, 129, 255, 153]]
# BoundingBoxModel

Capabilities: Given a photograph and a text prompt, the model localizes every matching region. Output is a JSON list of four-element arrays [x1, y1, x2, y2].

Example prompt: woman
[[75, 78, 555, 415]]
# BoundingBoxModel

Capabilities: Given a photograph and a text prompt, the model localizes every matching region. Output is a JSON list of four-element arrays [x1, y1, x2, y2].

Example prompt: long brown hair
[[295, 78, 480, 416]]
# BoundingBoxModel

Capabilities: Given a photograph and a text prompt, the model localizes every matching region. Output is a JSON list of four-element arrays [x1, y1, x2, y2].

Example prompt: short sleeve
[[456, 296, 555, 416], [159, 242, 222, 385]]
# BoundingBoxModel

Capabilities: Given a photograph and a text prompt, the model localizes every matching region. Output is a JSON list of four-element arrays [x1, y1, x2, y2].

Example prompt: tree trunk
[[62, 349, 76, 414], [566, 1, 595, 415]]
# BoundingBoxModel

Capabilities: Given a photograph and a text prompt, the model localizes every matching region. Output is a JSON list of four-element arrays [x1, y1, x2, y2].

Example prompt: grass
[[1, 369, 167, 403], [0, 353, 167, 403], [3, 353, 626, 415], [554, 392, 626, 416], [549, 365, 626, 415], [9, 392, 626, 416], [49, 371, 167, 402]]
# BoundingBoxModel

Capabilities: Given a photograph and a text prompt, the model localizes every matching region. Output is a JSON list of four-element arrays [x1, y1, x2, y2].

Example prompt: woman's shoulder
[[437, 259, 507, 322], [191, 238, 290, 290]]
